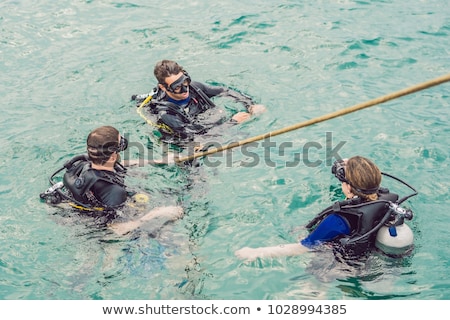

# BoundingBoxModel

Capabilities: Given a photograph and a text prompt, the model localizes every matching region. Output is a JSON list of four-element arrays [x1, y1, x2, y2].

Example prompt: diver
[[131, 59, 266, 147], [234, 155, 418, 262], [40, 125, 183, 233]]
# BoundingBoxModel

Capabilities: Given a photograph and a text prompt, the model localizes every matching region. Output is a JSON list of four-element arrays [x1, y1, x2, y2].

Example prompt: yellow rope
[[68, 202, 104, 212], [175, 72, 450, 163], [136, 93, 174, 134], [136, 94, 155, 126]]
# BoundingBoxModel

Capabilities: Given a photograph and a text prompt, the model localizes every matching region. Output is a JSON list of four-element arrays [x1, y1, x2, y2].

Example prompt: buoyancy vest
[[145, 83, 219, 137], [62, 155, 127, 209], [305, 188, 399, 258]]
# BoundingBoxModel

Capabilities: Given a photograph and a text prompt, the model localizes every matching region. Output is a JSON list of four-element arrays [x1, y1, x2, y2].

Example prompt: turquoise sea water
[[1, 0, 449, 300]]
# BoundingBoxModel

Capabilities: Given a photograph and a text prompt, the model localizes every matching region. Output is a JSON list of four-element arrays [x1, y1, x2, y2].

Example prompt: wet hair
[[345, 156, 381, 201], [86, 126, 119, 165], [154, 60, 184, 85]]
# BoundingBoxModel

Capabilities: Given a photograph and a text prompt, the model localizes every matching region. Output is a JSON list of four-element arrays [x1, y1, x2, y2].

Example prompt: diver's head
[[154, 60, 191, 100], [332, 156, 381, 201], [87, 126, 128, 166]]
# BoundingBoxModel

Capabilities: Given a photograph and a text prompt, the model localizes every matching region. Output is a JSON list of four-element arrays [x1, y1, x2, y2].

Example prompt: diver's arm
[[192, 82, 266, 124], [195, 82, 267, 116], [121, 155, 177, 167], [219, 88, 266, 122], [192, 81, 227, 98], [219, 88, 266, 113], [217, 87, 254, 108], [234, 243, 308, 262], [109, 206, 184, 236]]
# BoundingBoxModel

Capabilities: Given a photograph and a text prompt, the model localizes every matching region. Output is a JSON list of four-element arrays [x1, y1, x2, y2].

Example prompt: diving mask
[[165, 73, 191, 93], [331, 159, 348, 183], [117, 135, 128, 152]]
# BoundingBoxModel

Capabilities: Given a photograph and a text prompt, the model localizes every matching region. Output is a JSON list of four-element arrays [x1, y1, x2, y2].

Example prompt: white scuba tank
[[375, 223, 414, 256]]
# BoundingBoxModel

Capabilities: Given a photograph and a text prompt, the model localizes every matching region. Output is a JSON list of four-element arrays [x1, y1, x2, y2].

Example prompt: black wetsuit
[[89, 170, 128, 207], [136, 81, 256, 145], [62, 156, 129, 211]]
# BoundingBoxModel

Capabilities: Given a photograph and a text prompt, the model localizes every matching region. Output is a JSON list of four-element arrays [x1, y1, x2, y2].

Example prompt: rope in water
[[173, 72, 450, 163]]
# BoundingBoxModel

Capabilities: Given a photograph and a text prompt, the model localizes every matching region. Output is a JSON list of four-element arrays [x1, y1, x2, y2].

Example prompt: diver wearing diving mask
[[132, 59, 266, 145], [41, 126, 132, 214]]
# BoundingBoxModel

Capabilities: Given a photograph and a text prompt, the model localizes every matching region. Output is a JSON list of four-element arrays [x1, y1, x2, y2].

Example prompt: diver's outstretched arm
[[234, 243, 308, 262], [108, 206, 183, 236], [121, 152, 178, 167]]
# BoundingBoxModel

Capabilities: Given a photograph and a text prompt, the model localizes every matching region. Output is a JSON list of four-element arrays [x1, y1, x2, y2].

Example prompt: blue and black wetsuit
[[302, 190, 399, 258], [301, 213, 351, 248]]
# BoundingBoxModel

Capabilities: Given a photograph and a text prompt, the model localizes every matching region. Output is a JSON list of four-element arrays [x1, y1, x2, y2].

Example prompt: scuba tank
[[375, 202, 414, 256], [373, 173, 417, 257]]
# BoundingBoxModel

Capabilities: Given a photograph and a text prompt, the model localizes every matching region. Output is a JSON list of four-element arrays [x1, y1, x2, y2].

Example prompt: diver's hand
[[231, 105, 266, 123], [232, 112, 251, 123], [248, 104, 267, 115], [234, 247, 264, 262]]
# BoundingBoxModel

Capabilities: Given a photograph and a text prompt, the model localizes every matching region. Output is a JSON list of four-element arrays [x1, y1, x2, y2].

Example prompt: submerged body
[[133, 60, 266, 147], [40, 126, 184, 235], [235, 156, 417, 261]]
